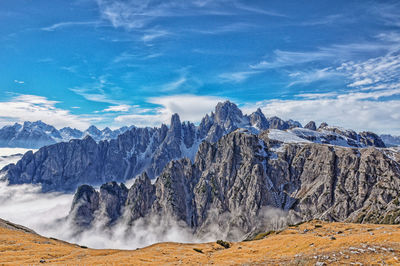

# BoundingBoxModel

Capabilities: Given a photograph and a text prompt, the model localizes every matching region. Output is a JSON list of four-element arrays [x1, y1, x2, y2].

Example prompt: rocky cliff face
[[69, 129, 400, 239]]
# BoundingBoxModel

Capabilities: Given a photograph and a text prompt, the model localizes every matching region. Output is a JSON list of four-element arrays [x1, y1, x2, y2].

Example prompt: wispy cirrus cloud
[[298, 14, 352, 26], [250, 32, 400, 71], [60, 66, 78, 74], [69, 76, 125, 105], [189, 22, 256, 35], [69, 88, 124, 105], [219, 70, 261, 83], [96, 0, 286, 30], [338, 51, 400, 89], [112, 50, 163, 64], [41, 21, 100, 31], [225, 32, 400, 88], [13, 80, 24, 84], [287, 67, 344, 87], [250, 49, 334, 70], [161, 77, 187, 92], [150, 68, 202, 93], [370, 1, 400, 28], [241, 43, 400, 134], [141, 29, 170, 42]]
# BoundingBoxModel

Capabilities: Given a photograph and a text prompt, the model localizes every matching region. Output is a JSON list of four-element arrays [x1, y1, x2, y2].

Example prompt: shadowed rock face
[[70, 185, 99, 228], [69, 130, 400, 237], [304, 121, 317, 131]]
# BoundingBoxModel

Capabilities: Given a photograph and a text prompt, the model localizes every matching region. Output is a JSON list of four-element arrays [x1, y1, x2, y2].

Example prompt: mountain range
[[0, 101, 389, 192], [68, 128, 400, 240], [0, 121, 131, 149], [1, 100, 400, 243]]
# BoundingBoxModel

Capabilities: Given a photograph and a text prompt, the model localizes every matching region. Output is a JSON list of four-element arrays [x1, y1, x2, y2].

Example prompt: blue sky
[[1, 0, 400, 134]]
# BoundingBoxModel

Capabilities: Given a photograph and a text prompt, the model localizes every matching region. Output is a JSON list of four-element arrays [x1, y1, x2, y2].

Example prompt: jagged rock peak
[[359, 131, 385, 148], [249, 108, 269, 130], [267, 116, 290, 130], [319, 122, 328, 129], [70, 184, 99, 228], [170, 113, 181, 128], [85, 125, 101, 135], [304, 121, 317, 131], [214, 101, 243, 123], [133, 171, 152, 187], [82, 135, 95, 142], [169, 113, 182, 139]]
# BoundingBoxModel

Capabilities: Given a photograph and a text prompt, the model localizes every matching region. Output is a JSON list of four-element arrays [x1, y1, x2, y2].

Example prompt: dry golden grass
[[1, 219, 400, 265]]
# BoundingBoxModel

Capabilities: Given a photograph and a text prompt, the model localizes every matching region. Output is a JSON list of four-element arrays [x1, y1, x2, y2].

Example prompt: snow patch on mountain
[[268, 129, 312, 144]]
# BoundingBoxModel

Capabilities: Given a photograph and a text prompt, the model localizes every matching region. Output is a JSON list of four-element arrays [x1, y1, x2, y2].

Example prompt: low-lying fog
[[0, 148, 37, 169], [0, 180, 290, 250], [0, 149, 289, 250]]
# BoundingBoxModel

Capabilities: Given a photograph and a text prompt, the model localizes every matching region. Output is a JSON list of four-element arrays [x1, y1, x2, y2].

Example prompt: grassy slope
[[0, 219, 400, 265]]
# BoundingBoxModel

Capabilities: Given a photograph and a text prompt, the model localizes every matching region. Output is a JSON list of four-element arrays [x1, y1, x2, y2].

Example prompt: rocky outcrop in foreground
[[69, 130, 400, 239]]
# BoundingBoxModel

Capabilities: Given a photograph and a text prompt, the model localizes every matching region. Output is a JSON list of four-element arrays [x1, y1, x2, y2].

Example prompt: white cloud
[[103, 104, 132, 112], [13, 80, 24, 84], [295, 92, 338, 99], [348, 78, 374, 87], [0, 95, 91, 129], [0, 182, 73, 241], [115, 94, 226, 126], [242, 89, 400, 135]]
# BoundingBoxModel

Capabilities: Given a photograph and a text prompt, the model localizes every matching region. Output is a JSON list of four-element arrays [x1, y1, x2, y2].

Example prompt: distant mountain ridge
[[0, 121, 131, 148], [0, 101, 388, 192], [380, 134, 400, 147]]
